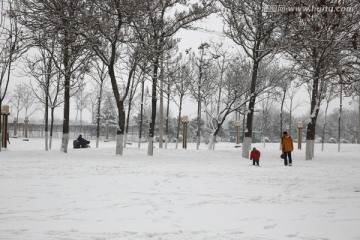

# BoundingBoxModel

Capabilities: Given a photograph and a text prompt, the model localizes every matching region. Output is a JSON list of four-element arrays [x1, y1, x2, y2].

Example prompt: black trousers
[[284, 152, 292, 165], [253, 159, 259, 166]]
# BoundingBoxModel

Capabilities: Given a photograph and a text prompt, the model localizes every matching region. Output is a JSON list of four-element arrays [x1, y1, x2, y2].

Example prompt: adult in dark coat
[[77, 134, 90, 148], [281, 131, 294, 166]]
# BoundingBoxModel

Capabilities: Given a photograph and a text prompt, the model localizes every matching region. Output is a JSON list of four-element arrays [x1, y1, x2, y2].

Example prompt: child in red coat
[[250, 147, 261, 166]]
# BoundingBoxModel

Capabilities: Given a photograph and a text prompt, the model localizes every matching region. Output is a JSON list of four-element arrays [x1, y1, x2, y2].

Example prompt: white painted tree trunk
[[123, 133, 127, 148], [208, 135, 216, 150], [49, 136, 53, 149], [60, 133, 69, 153], [116, 134, 124, 155], [175, 139, 179, 149], [96, 137, 99, 148], [311, 140, 315, 158], [138, 137, 141, 148], [148, 137, 154, 156], [0, 132, 2, 152], [196, 136, 200, 150], [242, 137, 252, 158], [45, 131, 49, 151], [164, 135, 168, 149], [159, 58, 164, 149], [305, 139, 314, 160]]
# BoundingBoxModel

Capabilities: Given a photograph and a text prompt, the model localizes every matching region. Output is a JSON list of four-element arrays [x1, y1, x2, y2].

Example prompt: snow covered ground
[[0, 138, 359, 240]]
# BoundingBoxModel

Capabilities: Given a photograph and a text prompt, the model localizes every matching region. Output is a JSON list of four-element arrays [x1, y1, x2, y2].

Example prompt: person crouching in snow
[[77, 134, 90, 148], [250, 147, 261, 166]]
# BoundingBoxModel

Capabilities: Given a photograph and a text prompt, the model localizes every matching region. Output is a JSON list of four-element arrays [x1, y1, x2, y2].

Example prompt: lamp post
[[296, 121, 303, 150], [182, 116, 189, 149], [1, 105, 10, 148], [235, 121, 241, 144], [23, 116, 29, 141]]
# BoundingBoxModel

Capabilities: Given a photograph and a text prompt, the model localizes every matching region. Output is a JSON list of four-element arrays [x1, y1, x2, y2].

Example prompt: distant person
[[281, 131, 294, 166], [250, 147, 261, 166], [77, 134, 90, 148]]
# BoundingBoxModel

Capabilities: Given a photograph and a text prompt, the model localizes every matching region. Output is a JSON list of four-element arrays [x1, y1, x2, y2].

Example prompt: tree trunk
[[44, 60, 51, 151], [176, 94, 183, 149], [358, 95, 360, 144], [148, 56, 160, 156], [0, 83, 2, 152], [197, 71, 202, 150], [138, 77, 145, 148], [115, 100, 126, 155], [60, 43, 71, 153], [44, 92, 49, 151], [50, 107, 55, 149], [208, 134, 216, 150], [96, 81, 103, 148], [108, 62, 125, 155], [321, 102, 330, 151], [242, 62, 259, 158], [124, 73, 136, 148], [280, 89, 286, 150], [124, 101, 132, 148], [337, 81, 343, 152], [305, 71, 321, 160], [165, 81, 170, 149], [159, 56, 164, 148]]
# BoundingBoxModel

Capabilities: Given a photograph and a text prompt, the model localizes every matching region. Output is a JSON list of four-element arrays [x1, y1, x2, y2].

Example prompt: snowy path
[[0, 139, 359, 239]]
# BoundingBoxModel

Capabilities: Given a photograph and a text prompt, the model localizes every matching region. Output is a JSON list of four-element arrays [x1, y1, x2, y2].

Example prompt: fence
[[7, 123, 144, 142]]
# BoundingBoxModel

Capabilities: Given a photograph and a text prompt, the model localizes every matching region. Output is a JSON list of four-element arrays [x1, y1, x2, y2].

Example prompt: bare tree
[[258, 92, 274, 148], [124, 65, 140, 147], [133, 62, 151, 148], [0, 0, 26, 151], [173, 55, 191, 149], [284, 80, 305, 138], [188, 42, 216, 149], [220, 0, 285, 158], [7, 87, 24, 135], [134, 0, 216, 156], [24, 43, 57, 150], [163, 51, 181, 149], [87, 60, 108, 148], [73, 80, 89, 132], [17, 0, 93, 153], [76, 0, 143, 155], [320, 82, 338, 151], [282, 0, 360, 159], [12, 82, 39, 119]]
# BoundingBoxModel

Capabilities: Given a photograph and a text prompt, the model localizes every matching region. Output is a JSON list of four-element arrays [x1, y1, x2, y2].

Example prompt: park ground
[[0, 138, 359, 240]]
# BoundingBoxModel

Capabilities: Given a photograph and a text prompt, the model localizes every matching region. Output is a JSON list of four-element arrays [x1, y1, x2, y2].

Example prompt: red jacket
[[250, 149, 261, 160]]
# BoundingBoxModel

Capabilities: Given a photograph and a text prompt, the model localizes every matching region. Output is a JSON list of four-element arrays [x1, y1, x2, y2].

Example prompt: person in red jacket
[[250, 147, 261, 166]]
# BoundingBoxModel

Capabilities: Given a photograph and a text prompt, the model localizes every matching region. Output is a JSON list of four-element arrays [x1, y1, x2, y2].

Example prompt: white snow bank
[[0, 139, 359, 240]]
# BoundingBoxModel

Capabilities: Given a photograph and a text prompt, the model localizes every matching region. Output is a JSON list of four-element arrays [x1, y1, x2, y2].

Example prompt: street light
[[1, 105, 10, 148], [182, 116, 189, 149], [296, 121, 304, 150], [23, 116, 29, 141]]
